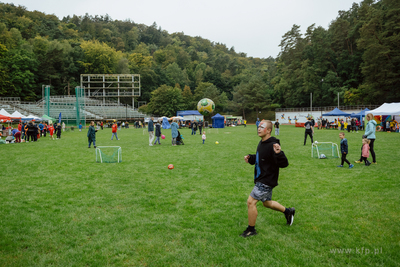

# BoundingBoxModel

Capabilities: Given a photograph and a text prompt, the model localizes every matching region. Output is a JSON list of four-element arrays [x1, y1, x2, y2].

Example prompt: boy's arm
[[246, 154, 256, 165], [273, 144, 289, 168]]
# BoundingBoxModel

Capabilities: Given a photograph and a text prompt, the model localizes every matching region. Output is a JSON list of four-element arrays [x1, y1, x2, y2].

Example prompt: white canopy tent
[[0, 108, 11, 116], [10, 111, 26, 118], [367, 103, 400, 115]]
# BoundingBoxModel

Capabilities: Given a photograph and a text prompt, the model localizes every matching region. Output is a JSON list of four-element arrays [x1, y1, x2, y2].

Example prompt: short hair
[[340, 132, 345, 136], [366, 113, 374, 121], [260, 120, 273, 132]]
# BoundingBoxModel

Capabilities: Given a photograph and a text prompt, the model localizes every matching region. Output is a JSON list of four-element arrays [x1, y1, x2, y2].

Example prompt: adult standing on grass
[[56, 123, 62, 139], [256, 118, 260, 132], [191, 120, 198, 135], [87, 121, 97, 148], [198, 119, 203, 135], [148, 117, 154, 146], [171, 118, 179, 146], [304, 117, 314, 145], [274, 119, 280, 136], [355, 113, 377, 164], [111, 121, 119, 140], [241, 120, 294, 237]]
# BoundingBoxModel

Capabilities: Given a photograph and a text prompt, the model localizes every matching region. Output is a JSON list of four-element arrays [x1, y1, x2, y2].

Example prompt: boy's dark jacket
[[248, 136, 289, 188]]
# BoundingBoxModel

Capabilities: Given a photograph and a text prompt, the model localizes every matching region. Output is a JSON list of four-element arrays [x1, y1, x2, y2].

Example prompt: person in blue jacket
[[171, 118, 179, 146]]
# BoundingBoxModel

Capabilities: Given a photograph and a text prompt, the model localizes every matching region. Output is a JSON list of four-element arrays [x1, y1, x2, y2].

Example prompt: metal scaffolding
[[80, 74, 141, 107]]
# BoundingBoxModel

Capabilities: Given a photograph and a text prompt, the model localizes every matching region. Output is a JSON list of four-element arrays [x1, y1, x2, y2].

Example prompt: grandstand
[[0, 96, 146, 125]]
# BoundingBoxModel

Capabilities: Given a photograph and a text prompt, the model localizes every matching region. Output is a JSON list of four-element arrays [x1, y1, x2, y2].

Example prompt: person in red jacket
[[48, 124, 55, 140], [111, 121, 119, 140]]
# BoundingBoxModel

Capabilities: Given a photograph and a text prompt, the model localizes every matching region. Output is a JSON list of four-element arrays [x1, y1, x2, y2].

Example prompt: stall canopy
[[351, 108, 370, 118], [0, 114, 10, 122], [322, 108, 351, 117], [177, 110, 202, 116], [176, 110, 203, 121], [41, 114, 56, 121], [367, 103, 400, 115], [0, 108, 11, 116], [211, 113, 224, 128], [10, 111, 26, 119], [21, 114, 42, 121]]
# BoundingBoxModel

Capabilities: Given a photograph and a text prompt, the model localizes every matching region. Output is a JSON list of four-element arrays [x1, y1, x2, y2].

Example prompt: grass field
[[0, 125, 399, 266]]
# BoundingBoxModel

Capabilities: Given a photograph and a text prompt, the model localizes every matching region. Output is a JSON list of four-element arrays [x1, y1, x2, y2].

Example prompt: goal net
[[311, 142, 340, 159], [95, 146, 122, 163]]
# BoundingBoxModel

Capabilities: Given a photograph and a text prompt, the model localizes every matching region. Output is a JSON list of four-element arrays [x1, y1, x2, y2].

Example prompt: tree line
[[0, 0, 399, 117]]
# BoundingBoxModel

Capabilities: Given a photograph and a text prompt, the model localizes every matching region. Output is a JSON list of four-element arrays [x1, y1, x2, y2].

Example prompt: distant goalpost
[[95, 146, 122, 163], [311, 142, 340, 159]]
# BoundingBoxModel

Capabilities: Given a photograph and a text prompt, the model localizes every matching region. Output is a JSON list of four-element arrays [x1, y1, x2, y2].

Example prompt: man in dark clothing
[[240, 120, 294, 238], [27, 121, 35, 142], [56, 123, 62, 139], [148, 117, 154, 146], [33, 122, 39, 141], [191, 120, 198, 135], [198, 120, 203, 135], [274, 119, 280, 136], [304, 117, 314, 145]]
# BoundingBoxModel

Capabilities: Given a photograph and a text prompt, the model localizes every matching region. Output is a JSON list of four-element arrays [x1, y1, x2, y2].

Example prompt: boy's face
[[339, 133, 344, 139]]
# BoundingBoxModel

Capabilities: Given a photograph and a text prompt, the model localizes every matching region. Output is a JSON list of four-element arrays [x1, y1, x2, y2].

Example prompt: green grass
[[0, 125, 399, 266]]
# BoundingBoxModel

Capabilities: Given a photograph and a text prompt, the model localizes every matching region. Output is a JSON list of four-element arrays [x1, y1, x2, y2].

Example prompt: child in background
[[154, 119, 162, 145], [338, 132, 354, 168], [49, 124, 55, 140], [202, 131, 206, 144], [79, 122, 82, 132], [361, 138, 371, 166]]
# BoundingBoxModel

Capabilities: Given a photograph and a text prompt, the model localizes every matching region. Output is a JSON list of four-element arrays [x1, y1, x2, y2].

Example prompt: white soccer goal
[[311, 142, 340, 159], [95, 146, 122, 163]]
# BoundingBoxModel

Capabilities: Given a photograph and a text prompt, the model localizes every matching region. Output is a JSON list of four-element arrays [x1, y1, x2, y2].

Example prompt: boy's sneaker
[[285, 207, 295, 226], [349, 164, 354, 169], [354, 160, 362, 163], [337, 165, 343, 167], [372, 162, 377, 164], [240, 228, 257, 238]]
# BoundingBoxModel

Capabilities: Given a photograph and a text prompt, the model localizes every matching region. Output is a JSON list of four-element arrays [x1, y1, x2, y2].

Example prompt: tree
[[79, 40, 122, 74], [147, 85, 185, 117], [244, 75, 270, 115]]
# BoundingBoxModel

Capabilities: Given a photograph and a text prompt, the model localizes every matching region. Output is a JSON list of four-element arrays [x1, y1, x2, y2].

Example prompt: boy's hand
[[244, 155, 250, 163], [273, 143, 281, 154]]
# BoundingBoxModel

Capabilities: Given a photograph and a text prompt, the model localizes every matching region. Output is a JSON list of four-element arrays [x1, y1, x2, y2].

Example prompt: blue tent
[[177, 110, 202, 116], [350, 108, 370, 126], [211, 113, 224, 128], [322, 108, 351, 116], [350, 108, 370, 118], [162, 117, 171, 129]]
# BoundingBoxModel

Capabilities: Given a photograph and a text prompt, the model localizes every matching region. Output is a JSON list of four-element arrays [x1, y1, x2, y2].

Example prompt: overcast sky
[[6, 0, 359, 58]]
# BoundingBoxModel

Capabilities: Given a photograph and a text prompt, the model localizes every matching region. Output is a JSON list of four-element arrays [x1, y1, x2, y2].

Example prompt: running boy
[[240, 120, 294, 238], [338, 132, 354, 168]]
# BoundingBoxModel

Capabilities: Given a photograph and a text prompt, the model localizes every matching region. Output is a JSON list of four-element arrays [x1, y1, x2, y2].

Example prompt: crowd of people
[[1, 121, 62, 143]]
